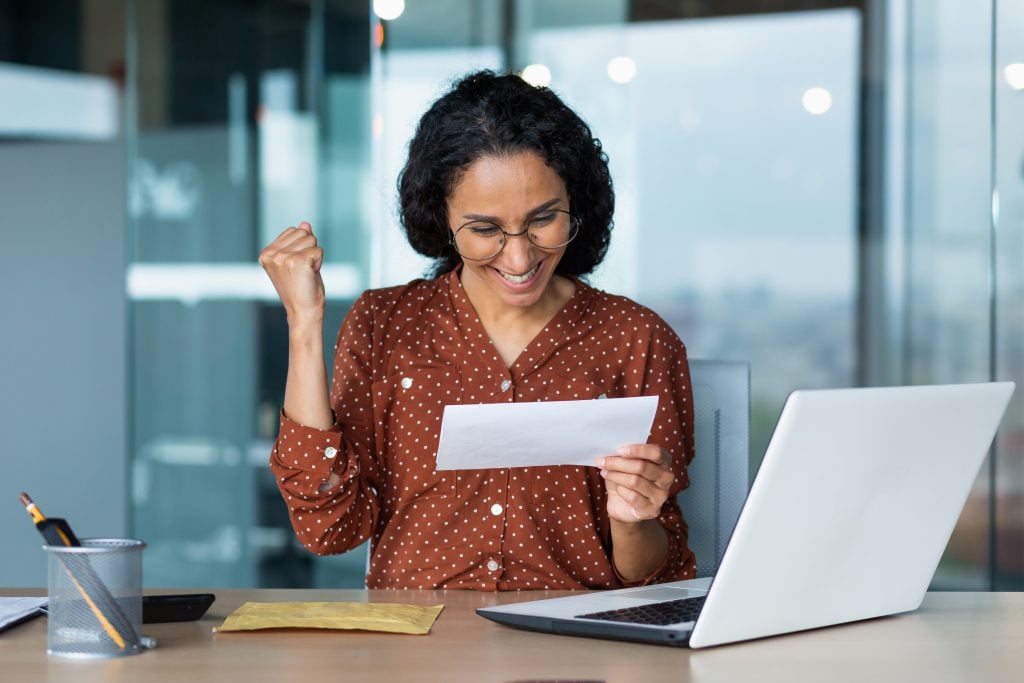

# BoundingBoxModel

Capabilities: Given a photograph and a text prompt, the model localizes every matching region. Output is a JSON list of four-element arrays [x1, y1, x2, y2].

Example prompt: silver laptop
[[477, 382, 1015, 648]]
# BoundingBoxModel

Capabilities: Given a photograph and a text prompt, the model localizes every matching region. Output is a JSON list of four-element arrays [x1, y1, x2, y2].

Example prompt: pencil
[[20, 492, 45, 524], [19, 492, 132, 651], [19, 492, 78, 547]]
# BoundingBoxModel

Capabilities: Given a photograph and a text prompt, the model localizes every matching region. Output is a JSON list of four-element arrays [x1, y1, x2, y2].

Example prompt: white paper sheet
[[0, 597, 47, 633], [435, 395, 659, 470]]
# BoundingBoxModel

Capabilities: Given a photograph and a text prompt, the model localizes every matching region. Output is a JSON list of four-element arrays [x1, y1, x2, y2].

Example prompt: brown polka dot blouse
[[270, 270, 696, 590]]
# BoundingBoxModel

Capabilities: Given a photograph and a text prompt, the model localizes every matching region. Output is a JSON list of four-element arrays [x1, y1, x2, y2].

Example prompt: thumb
[[298, 220, 314, 235]]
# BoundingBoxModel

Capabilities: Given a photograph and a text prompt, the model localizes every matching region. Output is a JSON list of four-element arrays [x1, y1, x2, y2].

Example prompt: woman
[[260, 70, 696, 590]]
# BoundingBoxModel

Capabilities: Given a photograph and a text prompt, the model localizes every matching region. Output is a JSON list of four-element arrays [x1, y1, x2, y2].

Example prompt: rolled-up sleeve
[[269, 293, 382, 556]]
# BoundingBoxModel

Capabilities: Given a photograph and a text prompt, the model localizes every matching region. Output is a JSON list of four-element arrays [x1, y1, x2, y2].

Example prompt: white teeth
[[500, 264, 539, 284]]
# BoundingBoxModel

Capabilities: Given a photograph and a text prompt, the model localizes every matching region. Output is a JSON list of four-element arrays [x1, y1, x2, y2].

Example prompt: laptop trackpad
[[627, 586, 707, 602]]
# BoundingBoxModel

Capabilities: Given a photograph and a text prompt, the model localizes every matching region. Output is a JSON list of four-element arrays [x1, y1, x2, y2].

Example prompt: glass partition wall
[[126, 0, 371, 587], [993, 0, 1024, 589], [116, 0, 1024, 589]]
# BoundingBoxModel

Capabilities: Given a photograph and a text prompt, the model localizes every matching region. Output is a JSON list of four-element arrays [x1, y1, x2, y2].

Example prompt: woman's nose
[[500, 231, 535, 268]]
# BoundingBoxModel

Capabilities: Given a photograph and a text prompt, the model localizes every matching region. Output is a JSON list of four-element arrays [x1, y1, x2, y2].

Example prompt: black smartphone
[[142, 593, 216, 623]]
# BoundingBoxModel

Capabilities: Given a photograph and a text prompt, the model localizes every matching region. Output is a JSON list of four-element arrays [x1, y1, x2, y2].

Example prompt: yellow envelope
[[214, 602, 444, 635]]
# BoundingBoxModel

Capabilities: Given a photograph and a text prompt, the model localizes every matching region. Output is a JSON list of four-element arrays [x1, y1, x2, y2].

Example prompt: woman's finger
[[284, 246, 324, 273], [617, 443, 670, 465], [600, 469, 666, 505], [598, 458, 673, 491], [604, 481, 660, 520], [262, 236, 317, 270], [266, 222, 317, 250], [274, 229, 318, 254]]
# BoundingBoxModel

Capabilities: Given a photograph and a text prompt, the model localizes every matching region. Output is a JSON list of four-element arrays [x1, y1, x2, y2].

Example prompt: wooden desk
[[2, 589, 1022, 682]]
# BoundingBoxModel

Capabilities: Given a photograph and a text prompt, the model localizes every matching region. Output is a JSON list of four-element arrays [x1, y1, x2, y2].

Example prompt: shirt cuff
[[272, 410, 344, 477], [609, 519, 687, 587], [610, 549, 673, 588]]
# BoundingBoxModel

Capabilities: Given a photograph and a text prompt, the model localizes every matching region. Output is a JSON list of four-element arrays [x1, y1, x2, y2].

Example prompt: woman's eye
[[469, 225, 502, 237], [530, 213, 556, 225]]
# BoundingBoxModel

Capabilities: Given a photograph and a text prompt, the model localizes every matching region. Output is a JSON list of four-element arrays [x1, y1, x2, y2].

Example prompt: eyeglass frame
[[449, 208, 581, 261]]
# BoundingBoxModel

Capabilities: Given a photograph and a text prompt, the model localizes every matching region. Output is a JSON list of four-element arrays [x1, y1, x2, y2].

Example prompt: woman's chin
[[460, 253, 567, 313]]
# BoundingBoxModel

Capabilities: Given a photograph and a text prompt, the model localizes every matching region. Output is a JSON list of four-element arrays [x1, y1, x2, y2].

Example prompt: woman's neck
[[459, 270, 576, 367]]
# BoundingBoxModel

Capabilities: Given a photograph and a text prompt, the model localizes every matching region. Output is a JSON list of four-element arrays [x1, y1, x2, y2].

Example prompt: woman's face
[[447, 151, 570, 312]]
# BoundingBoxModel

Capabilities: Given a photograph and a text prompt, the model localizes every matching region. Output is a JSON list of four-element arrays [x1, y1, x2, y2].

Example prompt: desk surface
[[2, 588, 1022, 682]]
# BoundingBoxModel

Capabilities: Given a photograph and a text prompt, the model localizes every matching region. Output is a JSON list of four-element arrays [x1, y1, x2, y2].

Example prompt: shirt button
[[324, 446, 338, 459], [500, 379, 511, 392], [401, 377, 413, 389], [490, 503, 503, 516], [486, 559, 500, 572]]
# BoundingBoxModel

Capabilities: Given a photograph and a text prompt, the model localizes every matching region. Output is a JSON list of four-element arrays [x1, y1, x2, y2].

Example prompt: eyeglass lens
[[453, 210, 578, 261]]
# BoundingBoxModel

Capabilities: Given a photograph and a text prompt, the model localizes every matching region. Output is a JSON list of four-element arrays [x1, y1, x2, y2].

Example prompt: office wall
[[0, 141, 127, 587]]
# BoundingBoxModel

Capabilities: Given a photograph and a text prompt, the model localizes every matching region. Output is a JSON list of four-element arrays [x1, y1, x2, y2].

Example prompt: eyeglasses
[[451, 209, 580, 261]]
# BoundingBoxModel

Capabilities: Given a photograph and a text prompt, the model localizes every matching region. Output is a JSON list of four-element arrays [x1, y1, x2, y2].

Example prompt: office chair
[[678, 359, 751, 578]]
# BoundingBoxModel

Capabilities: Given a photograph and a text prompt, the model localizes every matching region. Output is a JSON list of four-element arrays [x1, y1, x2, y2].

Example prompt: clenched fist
[[259, 221, 326, 326]]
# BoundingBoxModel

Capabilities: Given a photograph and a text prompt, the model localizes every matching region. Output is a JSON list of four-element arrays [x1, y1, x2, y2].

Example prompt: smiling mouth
[[497, 262, 541, 285]]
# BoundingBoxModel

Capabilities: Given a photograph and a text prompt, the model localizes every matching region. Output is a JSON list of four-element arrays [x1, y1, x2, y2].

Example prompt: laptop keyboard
[[576, 596, 706, 626]]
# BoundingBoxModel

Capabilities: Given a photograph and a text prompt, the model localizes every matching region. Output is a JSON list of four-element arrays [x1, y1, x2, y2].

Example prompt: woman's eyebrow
[[461, 198, 564, 222]]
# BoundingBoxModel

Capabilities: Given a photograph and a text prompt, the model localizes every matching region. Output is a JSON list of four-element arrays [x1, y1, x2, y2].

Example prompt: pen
[[19, 492, 132, 650]]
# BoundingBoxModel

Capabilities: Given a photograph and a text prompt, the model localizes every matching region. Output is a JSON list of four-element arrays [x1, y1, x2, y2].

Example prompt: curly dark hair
[[398, 70, 615, 278]]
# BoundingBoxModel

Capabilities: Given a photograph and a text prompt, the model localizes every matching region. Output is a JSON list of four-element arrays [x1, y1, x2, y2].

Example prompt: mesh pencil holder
[[44, 538, 148, 658]]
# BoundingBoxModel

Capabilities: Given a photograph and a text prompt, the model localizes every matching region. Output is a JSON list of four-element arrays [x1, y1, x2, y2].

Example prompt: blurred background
[[2, 0, 1022, 591]]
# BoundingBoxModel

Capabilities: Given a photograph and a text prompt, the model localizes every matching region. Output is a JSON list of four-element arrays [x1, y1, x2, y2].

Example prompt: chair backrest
[[678, 359, 751, 578]]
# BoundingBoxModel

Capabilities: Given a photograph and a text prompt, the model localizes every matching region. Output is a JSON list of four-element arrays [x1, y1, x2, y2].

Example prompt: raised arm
[[259, 222, 379, 554], [259, 221, 332, 431]]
